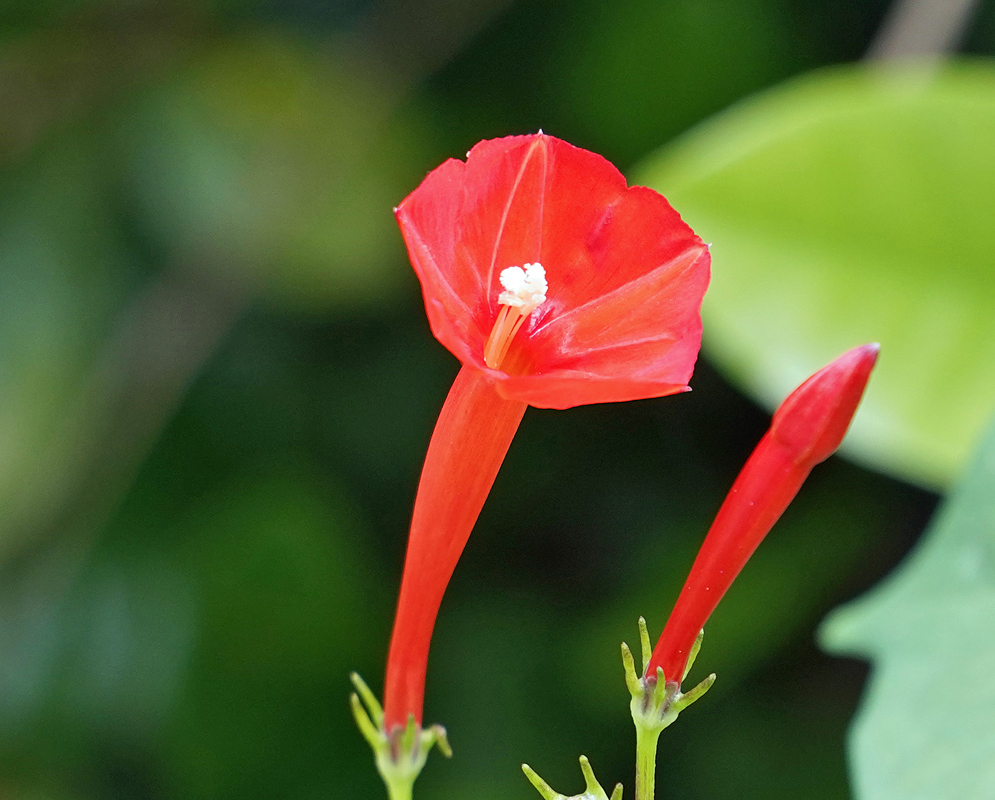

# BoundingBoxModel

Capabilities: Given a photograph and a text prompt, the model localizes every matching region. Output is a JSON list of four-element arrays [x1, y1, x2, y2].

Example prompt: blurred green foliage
[[822, 416, 995, 800], [638, 60, 995, 490], [0, 1, 991, 799], [120, 32, 425, 309]]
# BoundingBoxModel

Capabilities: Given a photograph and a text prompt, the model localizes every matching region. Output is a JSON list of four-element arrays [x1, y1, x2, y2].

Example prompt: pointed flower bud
[[648, 343, 879, 686]]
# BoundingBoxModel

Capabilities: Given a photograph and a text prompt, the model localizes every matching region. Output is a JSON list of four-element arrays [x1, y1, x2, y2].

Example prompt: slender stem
[[635, 725, 662, 800], [385, 777, 414, 800]]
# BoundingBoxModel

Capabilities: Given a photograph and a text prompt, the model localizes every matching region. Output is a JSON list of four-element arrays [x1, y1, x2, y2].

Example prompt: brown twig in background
[[867, 0, 981, 60]]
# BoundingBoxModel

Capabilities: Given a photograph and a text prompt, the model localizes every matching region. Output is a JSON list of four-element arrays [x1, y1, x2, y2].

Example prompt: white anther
[[498, 262, 547, 314]]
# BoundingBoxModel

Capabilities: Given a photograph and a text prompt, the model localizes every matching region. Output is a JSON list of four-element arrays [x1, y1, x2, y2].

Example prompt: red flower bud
[[648, 344, 879, 685]]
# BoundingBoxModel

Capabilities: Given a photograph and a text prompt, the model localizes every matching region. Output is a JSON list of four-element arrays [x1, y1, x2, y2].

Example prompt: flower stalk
[[351, 673, 451, 800], [622, 620, 714, 800]]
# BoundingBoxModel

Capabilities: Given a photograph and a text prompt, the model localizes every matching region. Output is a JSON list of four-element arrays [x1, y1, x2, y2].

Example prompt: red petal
[[454, 135, 561, 323], [396, 134, 710, 405], [395, 157, 483, 368], [494, 318, 702, 408], [534, 177, 704, 314], [501, 245, 709, 406]]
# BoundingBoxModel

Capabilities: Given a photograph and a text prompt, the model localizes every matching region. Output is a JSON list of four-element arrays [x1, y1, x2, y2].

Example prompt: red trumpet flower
[[649, 343, 880, 685], [383, 133, 711, 733]]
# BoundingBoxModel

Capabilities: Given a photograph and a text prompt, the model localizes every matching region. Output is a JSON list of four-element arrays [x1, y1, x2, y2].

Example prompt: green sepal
[[621, 621, 715, 737], [682, 628, 704, 682], [622, 621, 716, 800], [522, 756, 623, 800], [350, 672, 451, 800]]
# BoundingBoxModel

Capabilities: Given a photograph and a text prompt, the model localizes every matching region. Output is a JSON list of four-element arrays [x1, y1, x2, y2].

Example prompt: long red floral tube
[[382, 133, 711, 733], [383, 367, 527, 730], [648, 343, 879, 685]]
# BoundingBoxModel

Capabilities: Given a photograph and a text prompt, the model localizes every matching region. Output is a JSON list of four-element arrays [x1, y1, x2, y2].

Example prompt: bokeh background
[[1, 1, 993, 798]]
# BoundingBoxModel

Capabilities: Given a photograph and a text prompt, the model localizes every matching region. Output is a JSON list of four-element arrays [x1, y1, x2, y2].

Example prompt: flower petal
[[529, 242, 709, 363], [397, 133, 710, 406], [454, 135, 557, 315], [493, 320, 701, 408], [395, 156, 483, 367], [531, 164, 703, 316]]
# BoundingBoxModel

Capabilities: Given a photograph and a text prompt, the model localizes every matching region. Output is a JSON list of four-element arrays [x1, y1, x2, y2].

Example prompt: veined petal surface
[[396, 134, 710, 408]]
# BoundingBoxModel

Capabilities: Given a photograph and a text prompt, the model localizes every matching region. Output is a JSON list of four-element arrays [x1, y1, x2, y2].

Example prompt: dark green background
[[1, 1, 988, 798]]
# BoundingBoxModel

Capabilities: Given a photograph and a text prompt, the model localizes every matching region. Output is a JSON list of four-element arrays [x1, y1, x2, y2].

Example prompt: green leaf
[[637, 61, 995, 489], [820, 415, 995, 800]]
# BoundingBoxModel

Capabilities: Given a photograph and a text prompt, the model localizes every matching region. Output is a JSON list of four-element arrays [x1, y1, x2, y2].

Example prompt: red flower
[[396, 133, 710, 408], [648, 344, 880, 686], [382, 133, 710, 733]]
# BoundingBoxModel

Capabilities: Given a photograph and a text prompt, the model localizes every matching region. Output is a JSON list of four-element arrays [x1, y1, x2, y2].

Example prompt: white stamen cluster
[[498, 262, 547, 314]]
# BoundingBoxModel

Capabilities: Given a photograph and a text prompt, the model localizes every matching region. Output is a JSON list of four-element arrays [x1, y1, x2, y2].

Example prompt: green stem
[[385, 776, 414, 800], [635, 724, 662, 800]]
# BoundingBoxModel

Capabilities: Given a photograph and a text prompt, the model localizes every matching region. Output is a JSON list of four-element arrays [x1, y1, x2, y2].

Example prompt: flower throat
[[483, 262, 547, 369]]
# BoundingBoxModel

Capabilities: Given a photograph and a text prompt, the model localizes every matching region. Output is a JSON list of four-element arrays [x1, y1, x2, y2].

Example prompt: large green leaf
[[820, 416, 995, 800], [638, 61, 995, 488]]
